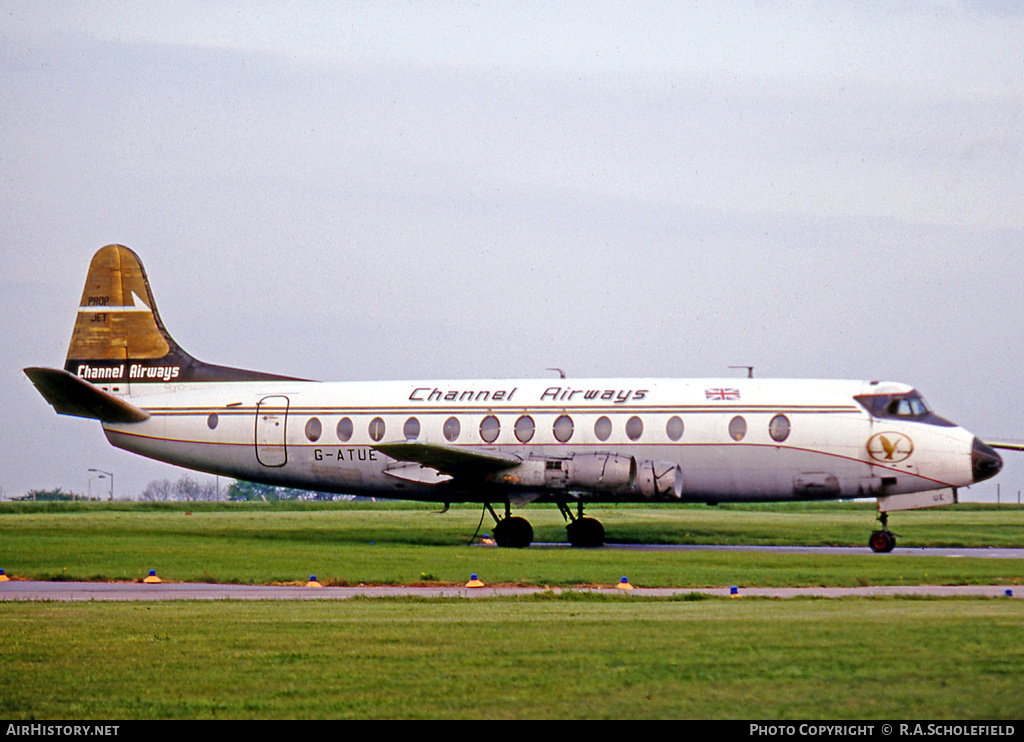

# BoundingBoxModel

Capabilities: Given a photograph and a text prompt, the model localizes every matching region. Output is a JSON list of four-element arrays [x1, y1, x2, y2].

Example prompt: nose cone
[[972, 438, 1003, 483]]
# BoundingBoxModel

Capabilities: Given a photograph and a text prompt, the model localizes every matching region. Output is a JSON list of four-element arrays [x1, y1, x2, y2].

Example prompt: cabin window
[[337, 417, 353, 442], [553, 415, 574, 443], [729, 415, 747, 441], [480, 415, 500, 443], [207, 413, 219, 430], [594, 416, 612, 442], [403, 417, 420, 441], [515, 415, 535, 443], [626, 415, 644, 441], [769, 414, 791, 443], [305, 417, 322, 442], [443, 416, 461, 442], [369, 417, 386, 442], [666, 415, 684, 441]]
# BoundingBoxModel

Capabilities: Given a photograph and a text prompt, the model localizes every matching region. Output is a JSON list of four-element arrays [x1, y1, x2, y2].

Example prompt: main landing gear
[[488, 503, 534, 548], [486, 502, 606, 548], [560, 501, 605, 548], [869, 512, 897, 553]]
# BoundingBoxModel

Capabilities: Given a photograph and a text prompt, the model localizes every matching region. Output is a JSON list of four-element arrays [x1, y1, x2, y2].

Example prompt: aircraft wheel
[[493, 516, 533, 548], [566, 517, 605, 548], [869, 530, 896, 553]]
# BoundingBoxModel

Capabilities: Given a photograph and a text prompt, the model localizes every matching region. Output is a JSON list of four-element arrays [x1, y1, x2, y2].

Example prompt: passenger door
[[255, 395, 289, 467]]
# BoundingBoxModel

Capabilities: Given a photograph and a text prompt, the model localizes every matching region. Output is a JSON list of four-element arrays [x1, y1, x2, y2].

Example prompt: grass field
[[1, 501, 1023, 587], [2, 501, 1023, 719]]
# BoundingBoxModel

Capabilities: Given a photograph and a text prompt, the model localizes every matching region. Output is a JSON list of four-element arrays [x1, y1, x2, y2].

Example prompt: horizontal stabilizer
[[373, 440, 521, 477], [24, 367, 150, 424]]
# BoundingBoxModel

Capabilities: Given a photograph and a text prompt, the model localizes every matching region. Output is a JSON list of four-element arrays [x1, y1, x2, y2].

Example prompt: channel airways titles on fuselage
[[407, 385, 647, 404]]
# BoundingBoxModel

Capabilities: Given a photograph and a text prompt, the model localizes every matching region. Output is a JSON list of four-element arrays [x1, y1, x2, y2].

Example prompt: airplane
[[24, 244, 1017, 551]]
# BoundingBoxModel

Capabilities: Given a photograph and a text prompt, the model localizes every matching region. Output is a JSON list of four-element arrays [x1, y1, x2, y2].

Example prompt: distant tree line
[[140, 475, 339, 502], [9, 477, 348, 502], [225, 480, 339, 501], [141, 475, 219, 501], [12, 488, 93, 501]]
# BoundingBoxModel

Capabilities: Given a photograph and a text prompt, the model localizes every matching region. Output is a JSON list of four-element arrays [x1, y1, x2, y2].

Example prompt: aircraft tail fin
[[60, 244, 300, 384]]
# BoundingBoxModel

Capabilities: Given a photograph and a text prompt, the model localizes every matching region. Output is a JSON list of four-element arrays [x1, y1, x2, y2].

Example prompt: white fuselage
[[99, 377, 980, 505]]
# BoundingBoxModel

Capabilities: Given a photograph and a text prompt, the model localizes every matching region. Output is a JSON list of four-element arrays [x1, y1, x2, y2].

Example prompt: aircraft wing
[[373, 440, 521, 478], [985, 439, 1024, 452], [24, 367, 150, 424]]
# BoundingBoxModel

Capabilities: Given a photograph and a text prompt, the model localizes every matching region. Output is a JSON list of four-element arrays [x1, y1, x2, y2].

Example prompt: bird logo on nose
[[867, 432, 914, 462]]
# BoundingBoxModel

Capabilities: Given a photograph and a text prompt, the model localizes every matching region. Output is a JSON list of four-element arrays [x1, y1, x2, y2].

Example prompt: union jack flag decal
[[705, 388, 740, 401]]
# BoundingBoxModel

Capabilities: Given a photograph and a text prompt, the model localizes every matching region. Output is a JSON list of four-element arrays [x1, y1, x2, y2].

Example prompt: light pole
[[88, 468, 113, 500]]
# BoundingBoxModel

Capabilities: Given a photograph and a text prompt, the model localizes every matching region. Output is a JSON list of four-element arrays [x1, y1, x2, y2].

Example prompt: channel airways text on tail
[[25, 245, 1009, 550]]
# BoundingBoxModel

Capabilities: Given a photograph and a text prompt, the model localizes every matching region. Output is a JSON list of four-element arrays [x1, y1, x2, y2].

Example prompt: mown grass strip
[[2, 596, 1023, 720]]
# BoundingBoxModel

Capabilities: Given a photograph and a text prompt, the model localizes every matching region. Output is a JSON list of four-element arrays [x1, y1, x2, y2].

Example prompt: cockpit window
[[854, 391, 955, 427], [889, 396, 928, 417]]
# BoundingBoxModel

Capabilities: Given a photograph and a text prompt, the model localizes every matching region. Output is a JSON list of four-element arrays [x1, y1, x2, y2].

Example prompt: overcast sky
[[2, 2, 1023, 502]]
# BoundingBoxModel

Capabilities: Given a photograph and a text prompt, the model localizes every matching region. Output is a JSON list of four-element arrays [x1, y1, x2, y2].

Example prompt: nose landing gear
[[869, 512, 897, 553]]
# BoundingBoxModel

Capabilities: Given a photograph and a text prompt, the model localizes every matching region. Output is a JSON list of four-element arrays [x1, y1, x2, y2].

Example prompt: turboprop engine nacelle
[[635, 459, 683, 499], [493, 453, 682, 500]]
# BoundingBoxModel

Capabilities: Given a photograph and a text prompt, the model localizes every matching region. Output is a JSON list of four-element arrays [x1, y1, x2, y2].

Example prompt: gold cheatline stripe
[[140, 405, 860, 416]]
